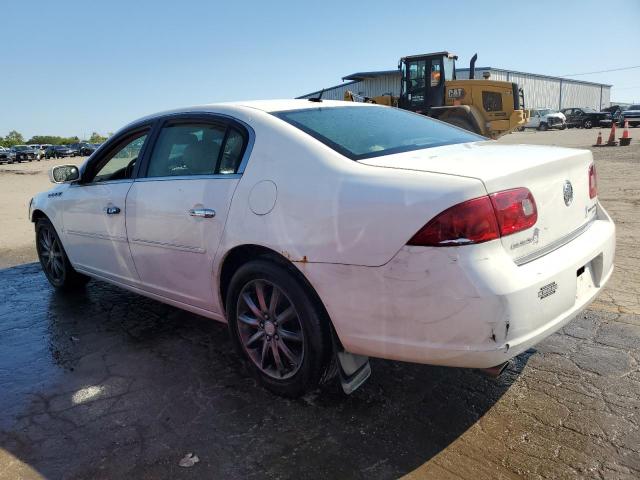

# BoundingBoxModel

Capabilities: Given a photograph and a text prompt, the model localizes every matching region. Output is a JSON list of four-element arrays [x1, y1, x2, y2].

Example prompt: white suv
[[525, 108, 566, 131]]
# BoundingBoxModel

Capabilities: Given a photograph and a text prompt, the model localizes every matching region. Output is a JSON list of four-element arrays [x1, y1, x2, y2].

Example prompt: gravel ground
[[0, 128, 638, 479]]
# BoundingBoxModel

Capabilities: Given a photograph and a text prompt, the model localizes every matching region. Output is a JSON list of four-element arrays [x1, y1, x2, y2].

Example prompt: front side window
[[92, 133, 148, 182], [274, 106, 483, 160], [146, 123, 245, 177]]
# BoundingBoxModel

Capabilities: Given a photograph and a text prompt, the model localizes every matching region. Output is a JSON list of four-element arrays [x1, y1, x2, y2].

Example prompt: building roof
[[342, 67, 611, 87]]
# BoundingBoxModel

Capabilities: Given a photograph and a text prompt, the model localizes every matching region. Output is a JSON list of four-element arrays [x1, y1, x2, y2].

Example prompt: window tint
[[274, 106, 483, 160], [218, 128, 245, 174], [146, 124, 226, 177], [93, 133, 147, 182]]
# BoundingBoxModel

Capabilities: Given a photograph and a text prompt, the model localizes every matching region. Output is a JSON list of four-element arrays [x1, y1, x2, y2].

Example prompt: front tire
[[538, 122, 548, 131], [226, 259, 332, 397], [36, 218, 90, 290], [583, 119, 594, 129]]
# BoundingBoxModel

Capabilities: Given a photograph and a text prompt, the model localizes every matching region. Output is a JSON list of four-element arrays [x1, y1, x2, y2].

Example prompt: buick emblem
[[563, 180, 573, 206]]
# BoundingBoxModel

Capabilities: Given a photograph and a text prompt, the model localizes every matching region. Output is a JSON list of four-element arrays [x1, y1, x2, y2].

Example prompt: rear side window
[[146, 123, 245, 177], [273, 106, 482, 160]]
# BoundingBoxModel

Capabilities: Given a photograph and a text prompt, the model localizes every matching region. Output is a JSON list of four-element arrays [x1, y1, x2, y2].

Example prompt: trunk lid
[[359, 142, 598, 263]]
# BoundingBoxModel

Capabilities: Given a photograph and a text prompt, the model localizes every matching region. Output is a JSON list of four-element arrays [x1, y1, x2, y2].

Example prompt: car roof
[[129, 99, 371, 124]]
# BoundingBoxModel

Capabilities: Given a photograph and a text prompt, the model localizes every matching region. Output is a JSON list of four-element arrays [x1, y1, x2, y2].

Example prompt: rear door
[[126, 116, 250, 312]]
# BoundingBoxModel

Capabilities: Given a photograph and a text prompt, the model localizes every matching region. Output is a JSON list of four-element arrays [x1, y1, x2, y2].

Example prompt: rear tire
[[36, 218, 90, 290], [226, 259, 332, 397], [538, 122, 548, 131], [583, 119, 594, 129]]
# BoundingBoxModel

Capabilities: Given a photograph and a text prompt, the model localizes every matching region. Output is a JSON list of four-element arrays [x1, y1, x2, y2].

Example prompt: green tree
[[88, 131, 108, 143], [3, 130, 25, 147]]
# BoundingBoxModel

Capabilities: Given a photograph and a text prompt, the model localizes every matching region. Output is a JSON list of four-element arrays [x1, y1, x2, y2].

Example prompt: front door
[[126, 118, 248, 312], [61, 130, 151, 284]]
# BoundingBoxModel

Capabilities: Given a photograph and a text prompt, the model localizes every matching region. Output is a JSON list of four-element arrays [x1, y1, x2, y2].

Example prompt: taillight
[[407, 188, 537, 247], [407, 196, 499, 246], [589, 164, 597, 199], [490, 188, 537, 236]]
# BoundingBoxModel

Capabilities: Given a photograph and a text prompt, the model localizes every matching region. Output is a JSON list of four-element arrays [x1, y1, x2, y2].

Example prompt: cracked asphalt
[[1, 129, 639, 479]]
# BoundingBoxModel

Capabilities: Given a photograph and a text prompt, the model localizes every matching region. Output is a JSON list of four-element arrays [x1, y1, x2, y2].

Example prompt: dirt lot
[[0, 129, 638, 479], [0, 157, 86, 269]]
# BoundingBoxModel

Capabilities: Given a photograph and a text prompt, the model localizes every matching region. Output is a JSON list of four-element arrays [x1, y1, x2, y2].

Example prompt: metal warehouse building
[[299, 66, 611, 111]]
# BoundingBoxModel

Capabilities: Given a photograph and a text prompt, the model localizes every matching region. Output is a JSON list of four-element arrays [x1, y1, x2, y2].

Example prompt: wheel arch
[[31, 208, 49, 223], [218, 244, 343, 349]]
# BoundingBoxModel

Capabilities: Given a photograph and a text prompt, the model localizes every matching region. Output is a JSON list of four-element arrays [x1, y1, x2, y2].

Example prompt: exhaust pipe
[[469, 53, 478, 80], [478, 361, 509, 378]]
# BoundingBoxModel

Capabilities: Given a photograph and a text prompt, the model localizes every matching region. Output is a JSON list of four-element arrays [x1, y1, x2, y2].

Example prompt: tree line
[[0, 130, 110, 148]]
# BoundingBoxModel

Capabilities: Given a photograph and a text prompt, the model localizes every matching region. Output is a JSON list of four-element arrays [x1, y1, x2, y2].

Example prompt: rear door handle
[[105, 206, 121, 215], [189, 208, 216, 218]]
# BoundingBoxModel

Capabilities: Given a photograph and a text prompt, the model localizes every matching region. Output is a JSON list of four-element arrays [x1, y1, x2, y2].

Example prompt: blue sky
[[2, 0, 639, 139]]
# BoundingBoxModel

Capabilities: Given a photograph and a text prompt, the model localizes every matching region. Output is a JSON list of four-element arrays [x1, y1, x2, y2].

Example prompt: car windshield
[[582, 108, 596, 113], [273, 106, 483, 160], [538, 109, 552, 116], [14, 146, 28, 151]]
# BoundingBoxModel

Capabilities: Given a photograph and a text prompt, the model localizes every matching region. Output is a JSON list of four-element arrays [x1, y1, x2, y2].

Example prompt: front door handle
[[189, 208, 216, 218], [105, 206, 121, 215]]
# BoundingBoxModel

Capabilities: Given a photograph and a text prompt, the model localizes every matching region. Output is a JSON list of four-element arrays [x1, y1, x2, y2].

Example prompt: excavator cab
[[398, 51, 458, 113]]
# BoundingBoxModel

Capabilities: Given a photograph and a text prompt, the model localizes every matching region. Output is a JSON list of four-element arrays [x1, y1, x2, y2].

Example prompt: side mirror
[[49, 165, 80, 184]]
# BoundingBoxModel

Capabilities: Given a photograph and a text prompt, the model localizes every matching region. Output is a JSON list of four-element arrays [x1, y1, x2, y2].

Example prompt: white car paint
[[30, 99, 615, 370]]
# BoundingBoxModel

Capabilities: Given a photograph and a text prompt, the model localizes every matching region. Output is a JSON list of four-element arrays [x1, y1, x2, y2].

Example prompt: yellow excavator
[[344, 52, 528, 139]]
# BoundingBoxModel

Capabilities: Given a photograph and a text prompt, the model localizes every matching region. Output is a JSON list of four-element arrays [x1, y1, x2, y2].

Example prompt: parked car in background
[[602, 105, 624, 126], [0, 146, 16, 164], [561, 107, 612, 129], [29, 100, 615, 397], [28, 144, 46, 160], [79, 143, 98, 156], [619, 105, 640, 127], [44, 145, 75, 159], [66, 144, 80, 157], [524, 108, 566, 131], [12, 145, 38, 161]]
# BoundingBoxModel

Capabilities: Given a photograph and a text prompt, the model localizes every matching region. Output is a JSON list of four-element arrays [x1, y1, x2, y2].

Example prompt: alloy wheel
[[38, 226, 65, 282], [236, 279, 304, 379]]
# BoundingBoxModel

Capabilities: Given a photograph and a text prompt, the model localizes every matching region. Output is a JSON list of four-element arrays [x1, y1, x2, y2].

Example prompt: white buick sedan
[[30, 100, 615, 397]]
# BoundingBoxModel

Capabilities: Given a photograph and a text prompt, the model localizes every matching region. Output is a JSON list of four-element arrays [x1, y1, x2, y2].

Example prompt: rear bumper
[[301, 203, 615, 368]]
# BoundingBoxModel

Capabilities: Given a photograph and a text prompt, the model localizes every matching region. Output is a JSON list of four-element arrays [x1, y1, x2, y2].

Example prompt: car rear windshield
[[273, 106, 483, 160]]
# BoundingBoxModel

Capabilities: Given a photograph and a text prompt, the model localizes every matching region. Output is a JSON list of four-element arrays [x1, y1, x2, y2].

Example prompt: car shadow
[[0, 264, 531, 479]]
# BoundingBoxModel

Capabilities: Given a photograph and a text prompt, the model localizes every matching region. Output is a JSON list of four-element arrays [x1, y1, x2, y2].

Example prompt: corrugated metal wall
[[300, 69, 611, 110], [299, 75, 401, 100]]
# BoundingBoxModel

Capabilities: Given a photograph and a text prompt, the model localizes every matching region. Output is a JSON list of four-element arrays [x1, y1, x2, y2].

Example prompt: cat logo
[[447, 88, 465, 99]]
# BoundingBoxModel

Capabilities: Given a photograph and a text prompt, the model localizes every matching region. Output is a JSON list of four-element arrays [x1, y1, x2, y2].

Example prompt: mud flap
[[337, 351, 371, 395]]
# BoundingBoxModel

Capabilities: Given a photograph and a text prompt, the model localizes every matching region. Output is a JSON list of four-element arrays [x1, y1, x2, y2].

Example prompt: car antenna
[[308, 88, 324, 103]]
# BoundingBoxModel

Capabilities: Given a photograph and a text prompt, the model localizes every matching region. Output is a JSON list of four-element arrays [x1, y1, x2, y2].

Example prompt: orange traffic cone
[[619, 120, 632, 146], [606, 122, 617, 146], [593, 131, 603, 146]]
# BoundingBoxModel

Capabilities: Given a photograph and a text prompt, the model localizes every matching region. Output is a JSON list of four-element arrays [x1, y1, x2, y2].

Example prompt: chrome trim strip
[[129, 237, 205, 253], [135, 173, 241, 182], [65, 230, 128, 242], [515, 219, 596, 266]]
